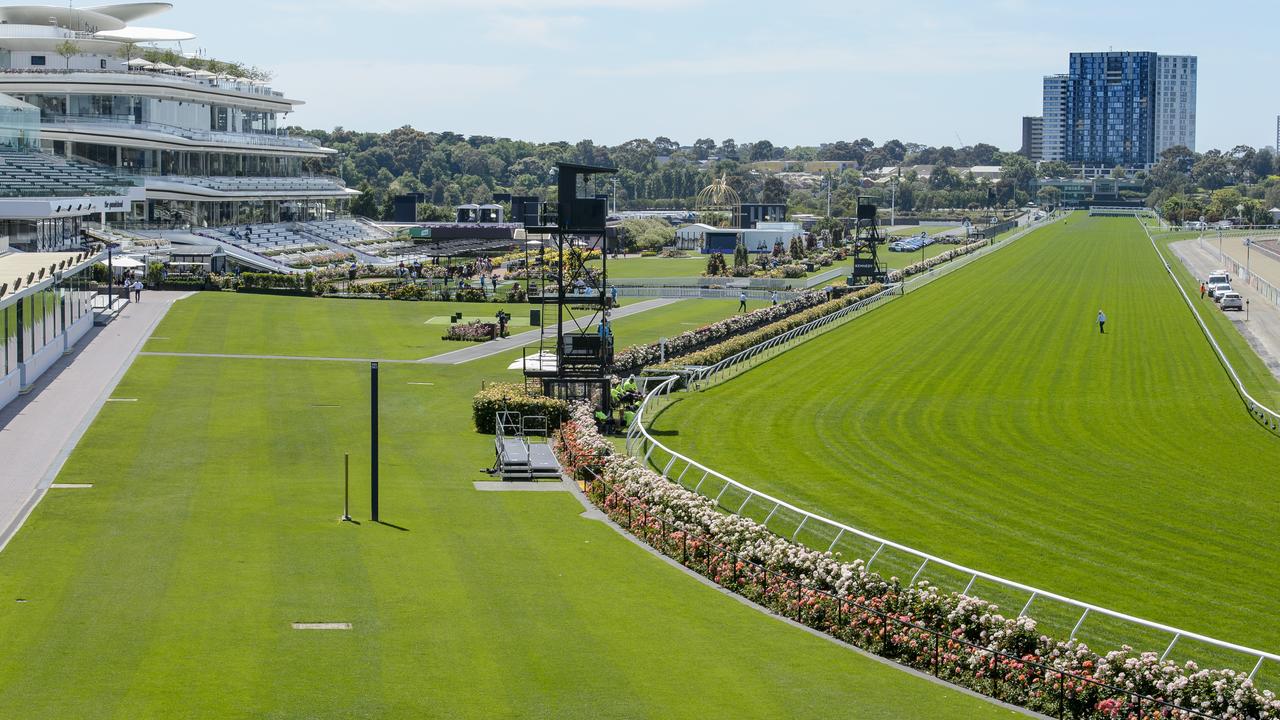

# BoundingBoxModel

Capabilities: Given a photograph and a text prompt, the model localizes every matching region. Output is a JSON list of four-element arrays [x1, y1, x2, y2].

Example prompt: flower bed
[[556, 404, 1278, 720], [613, 289, 859, 376], [443, 321, 498, 342], [648, 284, 884, 372], [471, 383, 569, 434], [888, 240, 988, 282]]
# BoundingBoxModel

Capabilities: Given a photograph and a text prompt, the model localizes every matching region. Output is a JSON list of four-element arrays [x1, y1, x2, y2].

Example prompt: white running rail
[[1142, 222, 1280, 436], [626, 215, 1280, 681]]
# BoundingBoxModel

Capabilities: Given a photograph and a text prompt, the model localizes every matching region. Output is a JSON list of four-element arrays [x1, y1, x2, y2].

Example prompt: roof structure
[[0, 3, 193, 42], [0, 250, 93, 305]]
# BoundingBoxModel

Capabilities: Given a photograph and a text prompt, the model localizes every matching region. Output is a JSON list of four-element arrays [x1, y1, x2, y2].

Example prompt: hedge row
[[649, 283, 885, 371], [472, 382, 569, 434]]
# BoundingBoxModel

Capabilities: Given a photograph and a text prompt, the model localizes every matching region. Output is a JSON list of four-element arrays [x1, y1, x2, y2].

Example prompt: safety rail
[[623, 212, 1280, 682], [1143, 223, 1280, 437], [685, 286, 899, 387], [627, 375, 1278, 682]]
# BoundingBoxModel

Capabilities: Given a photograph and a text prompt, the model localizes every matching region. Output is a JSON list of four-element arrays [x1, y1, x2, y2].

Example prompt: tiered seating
[[194, 223, 346, 268], [154, 176, 346, 194], [0, 149, 136, 198], [299, 219, 392, 245]]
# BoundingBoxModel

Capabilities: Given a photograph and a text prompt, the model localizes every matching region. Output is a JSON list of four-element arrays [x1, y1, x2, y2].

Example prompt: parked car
[[1219, 291, 1244, 311], [1206, 271, 1230, 286], [1209, 282, 1233, 301]]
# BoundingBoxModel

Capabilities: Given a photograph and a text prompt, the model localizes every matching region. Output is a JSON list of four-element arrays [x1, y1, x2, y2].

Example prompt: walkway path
[[1171, 239, 1280, 381], [0, 292, 186, 552], [419, 297, 682, 364]]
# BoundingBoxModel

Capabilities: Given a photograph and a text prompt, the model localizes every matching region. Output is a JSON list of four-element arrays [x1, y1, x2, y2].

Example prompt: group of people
[[120, 271, 144, 302]]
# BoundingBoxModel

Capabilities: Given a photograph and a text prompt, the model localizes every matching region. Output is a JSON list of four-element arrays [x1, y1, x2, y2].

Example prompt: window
[[30, 55, 45, 66], [100, 59, 107, 69]]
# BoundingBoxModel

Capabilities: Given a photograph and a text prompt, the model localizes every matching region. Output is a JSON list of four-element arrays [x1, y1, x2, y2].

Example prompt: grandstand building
[[0, 2, 353, 229]]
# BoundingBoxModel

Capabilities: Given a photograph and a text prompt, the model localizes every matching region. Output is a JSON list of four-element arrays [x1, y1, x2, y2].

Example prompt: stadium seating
[[0, 149, 137, 198]]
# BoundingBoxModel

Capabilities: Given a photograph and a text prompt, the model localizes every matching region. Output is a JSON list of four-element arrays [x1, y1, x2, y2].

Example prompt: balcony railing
[[0, 68, 286, 99], [40, 114, 320, 150]]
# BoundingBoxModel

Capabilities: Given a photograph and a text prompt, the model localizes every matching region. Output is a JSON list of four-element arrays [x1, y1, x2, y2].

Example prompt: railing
[[622, 211, 1280, 682], [40, 114, 320, 150], [1200, 238, 1280, 310], [683, 286, 899, 387], [1143, 223, 1280, 436], [577, 464, 1223, 720]]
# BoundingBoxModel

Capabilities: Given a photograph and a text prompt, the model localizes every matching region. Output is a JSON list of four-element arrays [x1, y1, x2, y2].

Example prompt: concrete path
[[0, 291, 186, 552], [419, 297, 683, 364], [1171, 239, 1280, 381]]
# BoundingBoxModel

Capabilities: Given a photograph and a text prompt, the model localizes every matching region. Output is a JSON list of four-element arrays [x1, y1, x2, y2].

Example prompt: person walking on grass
[[738, 291, 748, 313], [1097, 309, 1106, 334], [771, 291, 779, 307], [1200, 282, 1206, 299]]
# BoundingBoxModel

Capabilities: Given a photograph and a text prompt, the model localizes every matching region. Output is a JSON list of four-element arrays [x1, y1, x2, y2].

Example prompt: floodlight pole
[[370, 361, 379, 522]]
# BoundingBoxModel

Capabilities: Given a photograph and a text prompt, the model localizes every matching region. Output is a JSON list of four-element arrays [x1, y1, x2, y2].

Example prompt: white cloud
[[482, 13, 586, 48]]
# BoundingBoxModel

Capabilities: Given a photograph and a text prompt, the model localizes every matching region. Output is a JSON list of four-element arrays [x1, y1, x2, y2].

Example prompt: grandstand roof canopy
[[0, 250, 93, 306]]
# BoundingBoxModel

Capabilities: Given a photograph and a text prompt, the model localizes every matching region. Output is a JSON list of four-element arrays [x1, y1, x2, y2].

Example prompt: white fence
[[624, 212, 1279, 681], [1144, 224, 1280, 436]]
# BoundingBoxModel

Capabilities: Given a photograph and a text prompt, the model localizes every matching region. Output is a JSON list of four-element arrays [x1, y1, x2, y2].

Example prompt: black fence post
[[370, 361, 379, 522]]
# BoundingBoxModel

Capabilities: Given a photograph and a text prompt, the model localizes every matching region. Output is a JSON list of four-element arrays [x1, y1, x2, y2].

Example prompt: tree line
[[289, 125, 1280, 224]]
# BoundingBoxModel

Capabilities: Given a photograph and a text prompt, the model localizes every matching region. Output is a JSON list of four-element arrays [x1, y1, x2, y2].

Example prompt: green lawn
[[648, 215, 1280, 674], [881, 242, 961, 270], [0, 296, 1020, 717], [587, 256, 709, 279]]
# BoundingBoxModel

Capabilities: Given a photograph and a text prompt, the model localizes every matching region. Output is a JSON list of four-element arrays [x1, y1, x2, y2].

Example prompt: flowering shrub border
[[888, 239, 989, 282], [443, 321, 498, 342], [648, 284, 884, 372], [613, 288, 865, 376], [555, 404, 1278, 720]]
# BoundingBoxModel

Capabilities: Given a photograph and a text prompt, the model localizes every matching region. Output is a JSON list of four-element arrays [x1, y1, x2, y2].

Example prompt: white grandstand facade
[[0, 2, 355, 229]]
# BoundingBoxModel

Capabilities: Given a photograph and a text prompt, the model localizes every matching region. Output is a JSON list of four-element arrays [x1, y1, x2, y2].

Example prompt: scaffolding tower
[[849, 197, 888, 287], [522, 162, 618, 412]]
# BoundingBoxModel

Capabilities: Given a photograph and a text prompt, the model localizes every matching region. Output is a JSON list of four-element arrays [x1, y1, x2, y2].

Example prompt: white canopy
[[151, 62, 176, 71], [192, 69, 215, 79], [174, 66, 197, 76], [507, 352, 557, 372], [125, 58, 154, 68], [110, 256, 145, 269]]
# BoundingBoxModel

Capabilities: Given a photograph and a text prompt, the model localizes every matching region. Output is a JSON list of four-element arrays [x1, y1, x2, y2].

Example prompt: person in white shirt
[[1097, 309, 1106, 334]]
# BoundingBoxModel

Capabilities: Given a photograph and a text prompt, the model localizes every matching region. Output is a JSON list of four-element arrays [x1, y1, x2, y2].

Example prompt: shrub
[[704, 252, 728, 277], [444, 321, 497, 342], [780, 264, 807, 278], [472, 383, 569, 434], [649, 284, 883, 371]]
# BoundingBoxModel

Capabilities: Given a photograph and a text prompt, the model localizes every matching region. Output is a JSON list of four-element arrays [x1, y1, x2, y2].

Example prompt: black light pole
[[370, 361, 379, 522]]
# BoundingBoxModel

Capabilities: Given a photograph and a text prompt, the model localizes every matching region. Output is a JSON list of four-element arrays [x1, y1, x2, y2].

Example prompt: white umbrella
[[111, 256, 145, 269], [175, 66, 197, 76], [125, 58, 153, 68], [192, 69, 215, 79], [151, 62, 176, 72]]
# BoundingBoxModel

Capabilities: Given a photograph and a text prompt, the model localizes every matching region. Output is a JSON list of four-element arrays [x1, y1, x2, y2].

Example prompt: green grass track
[[650, 215, 1280, 665], [0, 296, 1019, 717]]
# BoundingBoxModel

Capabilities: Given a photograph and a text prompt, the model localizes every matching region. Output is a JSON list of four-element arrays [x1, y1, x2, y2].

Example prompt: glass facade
[[1154, 55, 1196, 154], [2, 268, 96, 378], [1065, 52, 1157, 167]]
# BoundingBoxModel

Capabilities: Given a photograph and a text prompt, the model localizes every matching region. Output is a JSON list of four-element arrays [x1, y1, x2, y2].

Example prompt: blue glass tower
[[1065, 52, 1157, 167]]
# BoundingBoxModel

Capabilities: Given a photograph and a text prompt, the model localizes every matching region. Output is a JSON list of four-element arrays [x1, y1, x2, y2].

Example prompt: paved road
[[419, 297, 682, 364], [0, 292, 187, 552], [1171, 239, 1280, 382]]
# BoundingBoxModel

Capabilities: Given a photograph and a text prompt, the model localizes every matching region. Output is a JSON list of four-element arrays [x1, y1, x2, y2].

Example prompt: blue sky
[[153, 0, 1280, 152]]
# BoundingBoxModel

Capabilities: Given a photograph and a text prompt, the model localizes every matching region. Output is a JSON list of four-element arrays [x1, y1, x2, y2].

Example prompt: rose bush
[[648, 284, 885, 372], [613, 288, 869, 376], [888, 239, 988, 282], [556, 404, 1279, 720]]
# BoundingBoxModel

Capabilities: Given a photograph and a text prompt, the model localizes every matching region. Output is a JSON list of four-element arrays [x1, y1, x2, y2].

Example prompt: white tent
[[151, 62, 176, 72], [125, 58, 153, 68], [110, 256, 145, 269]]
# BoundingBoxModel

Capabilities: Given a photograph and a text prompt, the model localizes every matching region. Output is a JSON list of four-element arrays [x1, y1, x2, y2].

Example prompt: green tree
[[55, 40, 81, 70], [1036, 186, 1061, 207]]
